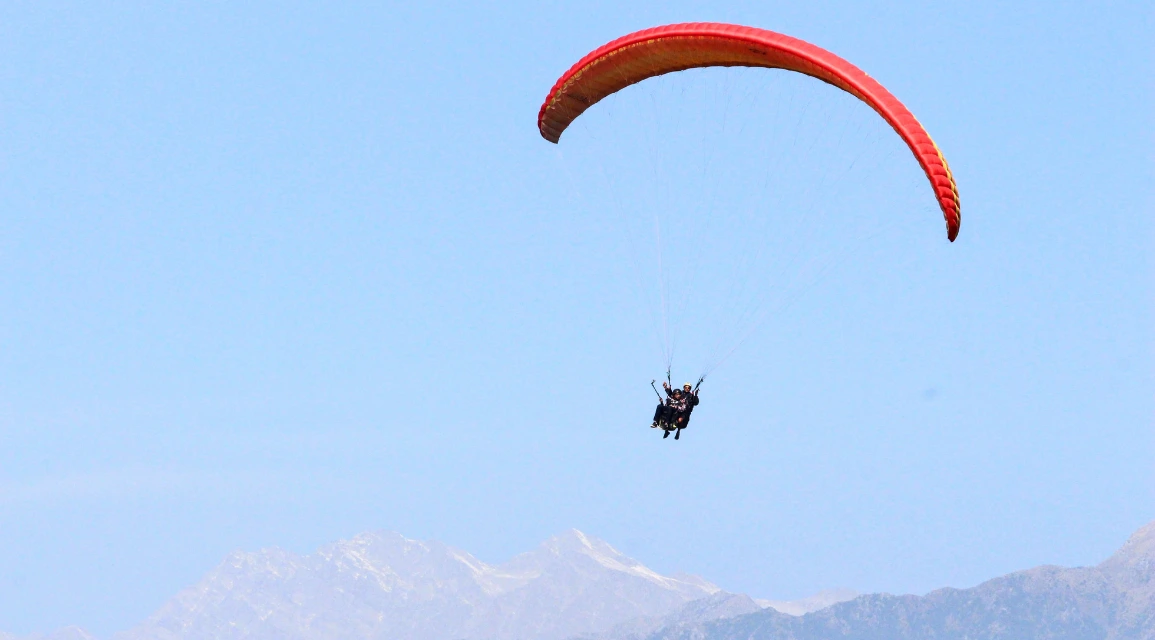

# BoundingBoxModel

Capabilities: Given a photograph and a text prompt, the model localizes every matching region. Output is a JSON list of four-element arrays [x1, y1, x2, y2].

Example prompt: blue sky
[[0, 1, 1151, 636]]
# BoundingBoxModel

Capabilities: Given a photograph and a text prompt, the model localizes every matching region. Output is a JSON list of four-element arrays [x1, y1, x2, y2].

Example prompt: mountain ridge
[[635, 521, 1155, 640], [111, 528, 720, 640], [6, 521, 1152, 640]]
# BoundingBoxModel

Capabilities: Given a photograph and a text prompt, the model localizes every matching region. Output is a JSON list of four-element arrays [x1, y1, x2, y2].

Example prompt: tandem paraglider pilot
[[651, 381, 700, 440]]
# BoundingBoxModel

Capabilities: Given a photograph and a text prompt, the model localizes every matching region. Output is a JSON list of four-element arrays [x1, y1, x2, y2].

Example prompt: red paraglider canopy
[[538, 23, 960, 241]]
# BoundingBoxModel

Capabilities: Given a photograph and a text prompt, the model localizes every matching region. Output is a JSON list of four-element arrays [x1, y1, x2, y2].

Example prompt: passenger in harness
[[651, 380, 702, 440]]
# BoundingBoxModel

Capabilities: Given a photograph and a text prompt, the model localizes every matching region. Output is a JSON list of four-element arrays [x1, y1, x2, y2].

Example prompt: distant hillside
[[113, 529, 719, 640], [634, 521, 1155, 640], [6, 522, 1152, 640], [574, 592, 764, 640]]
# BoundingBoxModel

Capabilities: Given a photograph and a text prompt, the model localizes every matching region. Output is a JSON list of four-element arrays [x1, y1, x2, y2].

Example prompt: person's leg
[[653, 403, 665, 423]]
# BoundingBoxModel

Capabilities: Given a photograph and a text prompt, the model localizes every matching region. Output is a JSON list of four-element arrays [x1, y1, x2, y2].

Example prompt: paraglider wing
[[537, 23, 960, 241]]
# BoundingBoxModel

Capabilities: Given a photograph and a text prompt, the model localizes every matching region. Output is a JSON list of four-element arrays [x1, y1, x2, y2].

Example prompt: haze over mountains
[[640, 520, 1155, 640], [114, 529, 724, 640], [0, 628, 95, 640], [5, 522, 1153, 640]]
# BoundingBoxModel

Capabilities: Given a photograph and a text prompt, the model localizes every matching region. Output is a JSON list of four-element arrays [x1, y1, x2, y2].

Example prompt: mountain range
[[640, 520, 1155, 640], [4, 521, 1152, 640], [115, 529, 729, 640]]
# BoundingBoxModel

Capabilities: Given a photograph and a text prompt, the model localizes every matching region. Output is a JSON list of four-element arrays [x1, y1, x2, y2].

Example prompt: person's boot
[[674, 429, 681, 440], [651, 420, 659, 428], [663, 429, 670, 439]]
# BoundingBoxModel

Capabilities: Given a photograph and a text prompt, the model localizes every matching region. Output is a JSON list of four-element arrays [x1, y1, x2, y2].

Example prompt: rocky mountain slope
[[578, 590, 862, 640], [637, 521, 1155, 640], [113, 529, 719, 640], [7, 521, 1152, 640], [576, 592, 764, 640], [756, 590, 858, 617]]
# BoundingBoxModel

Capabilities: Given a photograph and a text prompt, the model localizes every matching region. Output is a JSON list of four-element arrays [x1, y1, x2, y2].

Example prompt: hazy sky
[[1, 1, 1151, 636]]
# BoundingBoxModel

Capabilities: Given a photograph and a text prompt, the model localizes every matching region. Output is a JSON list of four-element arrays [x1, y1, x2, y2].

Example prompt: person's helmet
[[683, 382, 693, 390], [672, 388, 683, 396]]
